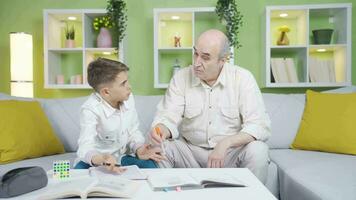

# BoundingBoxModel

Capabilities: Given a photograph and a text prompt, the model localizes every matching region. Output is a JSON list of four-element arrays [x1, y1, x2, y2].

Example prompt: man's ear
[[219, 53, 229, 63], [219, 56, 227, 67]]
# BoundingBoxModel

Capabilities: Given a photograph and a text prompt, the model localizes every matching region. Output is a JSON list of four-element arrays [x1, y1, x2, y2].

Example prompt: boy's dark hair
[[87, 58, 129, 92]]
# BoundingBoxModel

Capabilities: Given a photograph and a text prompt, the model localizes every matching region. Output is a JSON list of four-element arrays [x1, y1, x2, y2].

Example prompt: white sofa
[[1, 87, 356, 200]]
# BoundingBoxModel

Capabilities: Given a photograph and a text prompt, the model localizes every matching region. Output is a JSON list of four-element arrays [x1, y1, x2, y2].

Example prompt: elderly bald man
[[149, 29, 271, 183]]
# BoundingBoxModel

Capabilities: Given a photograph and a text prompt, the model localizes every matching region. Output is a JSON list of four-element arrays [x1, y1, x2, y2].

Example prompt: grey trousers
[[158, 138, 269, 184]]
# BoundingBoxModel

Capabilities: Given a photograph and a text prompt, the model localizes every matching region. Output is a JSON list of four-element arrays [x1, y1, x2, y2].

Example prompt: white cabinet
[[153, 7, 234, 88], [43, 9, 124, 89], [265, 4, 351, 88]]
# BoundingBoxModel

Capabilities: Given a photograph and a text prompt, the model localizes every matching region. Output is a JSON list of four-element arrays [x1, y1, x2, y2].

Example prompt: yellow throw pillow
[[291, 90, 356, 155], [0, 100, 65, 164]]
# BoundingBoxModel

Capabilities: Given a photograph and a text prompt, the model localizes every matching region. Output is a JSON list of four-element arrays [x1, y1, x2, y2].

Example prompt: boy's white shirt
[[76, 93, 145, 165]]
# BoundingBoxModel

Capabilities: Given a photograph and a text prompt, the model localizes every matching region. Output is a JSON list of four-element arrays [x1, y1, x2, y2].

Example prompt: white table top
[[16, 168, 277, 200]]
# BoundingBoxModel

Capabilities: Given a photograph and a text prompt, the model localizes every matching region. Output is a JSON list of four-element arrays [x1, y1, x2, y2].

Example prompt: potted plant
[[215, 0, 243, 49], [64, 24, 75, 48], [93, 16, 114, 48], [106, 0, 127, 45]]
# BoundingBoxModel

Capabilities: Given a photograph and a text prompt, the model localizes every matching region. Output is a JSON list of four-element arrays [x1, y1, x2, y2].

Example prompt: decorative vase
[[277, 31, 289, 45], [97, 27, 112, 48], [65, 39, 75, 48], [56, 74, 65, 84], [312, 29, 333, 44]]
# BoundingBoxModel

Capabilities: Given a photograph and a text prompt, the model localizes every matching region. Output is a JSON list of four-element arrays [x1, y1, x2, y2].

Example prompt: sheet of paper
[[89, 165, 147, 180], [147, 173, 199, 188]]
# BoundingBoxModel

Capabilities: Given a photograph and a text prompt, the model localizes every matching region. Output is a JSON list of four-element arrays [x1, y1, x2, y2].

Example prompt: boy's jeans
[[74, 155, 157, 169]]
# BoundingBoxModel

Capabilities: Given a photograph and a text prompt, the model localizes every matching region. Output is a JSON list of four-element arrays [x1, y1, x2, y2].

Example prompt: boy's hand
[[91, 153, 126, 173], [136, 144, 165, 162]]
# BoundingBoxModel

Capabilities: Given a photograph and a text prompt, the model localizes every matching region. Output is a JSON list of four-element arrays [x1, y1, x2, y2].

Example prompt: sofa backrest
[[0, 92, 305, 151], [2, 86, 355, 152], [263, 94, 305, 149], [39, 97, 87, 152]]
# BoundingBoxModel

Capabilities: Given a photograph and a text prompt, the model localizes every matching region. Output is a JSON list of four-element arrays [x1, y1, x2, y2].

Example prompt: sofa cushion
[[0, 93, 86, 153], [291, 90, 356, 155], [0, 100, 65, 164], [270, 149, 356, 200], [263, 94, 305, 149]]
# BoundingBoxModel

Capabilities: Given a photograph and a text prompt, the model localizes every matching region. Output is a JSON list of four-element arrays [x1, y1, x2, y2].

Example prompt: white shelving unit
[[264, 4, 351, 88], [153, 7, 234, 88], [43, 9, 125, 89]]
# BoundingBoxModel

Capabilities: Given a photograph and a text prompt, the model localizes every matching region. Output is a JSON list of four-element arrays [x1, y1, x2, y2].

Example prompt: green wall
[[0, 0, 354, 98]]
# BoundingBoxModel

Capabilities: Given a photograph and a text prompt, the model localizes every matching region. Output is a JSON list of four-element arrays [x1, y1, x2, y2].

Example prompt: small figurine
[[174, 32, 181, 47]]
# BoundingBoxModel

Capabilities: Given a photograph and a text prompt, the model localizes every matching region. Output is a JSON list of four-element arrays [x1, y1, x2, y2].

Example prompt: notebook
[[147, 173, 247, 191]]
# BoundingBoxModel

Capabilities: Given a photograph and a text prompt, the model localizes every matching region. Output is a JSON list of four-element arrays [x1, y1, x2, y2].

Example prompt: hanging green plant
[[215, 0, 243, 49], [106, 0, 127, 44]]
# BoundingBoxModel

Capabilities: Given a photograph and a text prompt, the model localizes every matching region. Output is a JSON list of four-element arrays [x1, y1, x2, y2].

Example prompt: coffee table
[[18, 168, 277, 200]]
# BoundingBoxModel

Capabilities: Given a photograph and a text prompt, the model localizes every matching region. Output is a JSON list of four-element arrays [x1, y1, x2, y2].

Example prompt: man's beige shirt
[[153, 63, 271, 148]]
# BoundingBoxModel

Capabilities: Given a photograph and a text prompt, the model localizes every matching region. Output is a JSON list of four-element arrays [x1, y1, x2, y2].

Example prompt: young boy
[[75, 58, 163, 172]]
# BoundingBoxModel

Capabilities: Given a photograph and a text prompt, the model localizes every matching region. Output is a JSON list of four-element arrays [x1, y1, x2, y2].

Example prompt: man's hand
[[91, 153, 126, 173], [148, 124, 171, 146], [136, 144, 165, 162], [207, 140, 230, 168], [207, 132, 256, 168]]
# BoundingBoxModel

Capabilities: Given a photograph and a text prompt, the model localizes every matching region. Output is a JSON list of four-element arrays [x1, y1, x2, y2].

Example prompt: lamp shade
[[10, 32, 33, 97]]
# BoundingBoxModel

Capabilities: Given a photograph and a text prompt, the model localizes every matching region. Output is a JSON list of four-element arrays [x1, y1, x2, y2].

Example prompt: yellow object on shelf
[[277, 25, 290, 45], [278, 25, 290, 32]]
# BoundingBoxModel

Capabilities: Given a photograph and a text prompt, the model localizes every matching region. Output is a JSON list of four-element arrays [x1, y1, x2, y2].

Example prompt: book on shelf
[[39, 176, 140, 199], [147, 173, 247, 191], [309, 58, 335, 82], [270, 58, 299, 83], [284, 58, 299, 83]]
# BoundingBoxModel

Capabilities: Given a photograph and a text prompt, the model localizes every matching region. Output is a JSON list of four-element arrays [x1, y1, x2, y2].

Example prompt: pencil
[[154, 126, 162, 137], [154, 126, 166, 155], [102, 162, 121, 167]]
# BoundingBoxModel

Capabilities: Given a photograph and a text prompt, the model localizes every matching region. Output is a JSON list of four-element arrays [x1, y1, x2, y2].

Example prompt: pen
[[155, 126, 166, 155], [102, 162, 121, 167]]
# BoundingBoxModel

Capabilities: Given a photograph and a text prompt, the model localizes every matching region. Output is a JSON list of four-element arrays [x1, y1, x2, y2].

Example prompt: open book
[[39, 176, 140, 199], [147, 173, 246, 191], [89, 165, 148, 180]]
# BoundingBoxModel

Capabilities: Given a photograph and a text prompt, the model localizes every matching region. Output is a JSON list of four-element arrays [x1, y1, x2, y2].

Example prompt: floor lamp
[[10, 32, 33, 98]]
